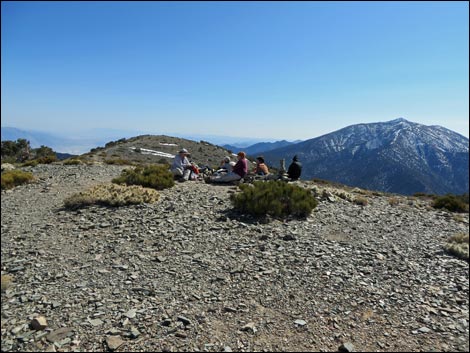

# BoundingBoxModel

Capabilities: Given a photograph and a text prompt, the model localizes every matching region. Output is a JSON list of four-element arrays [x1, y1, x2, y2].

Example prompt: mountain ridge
[[261, 118, 469, 195]]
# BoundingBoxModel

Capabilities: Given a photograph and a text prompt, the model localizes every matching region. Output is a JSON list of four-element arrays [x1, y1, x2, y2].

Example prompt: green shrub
[[230, 180, 317, 219], [1, 170, 35, 190], [432, 194, 469, 213], [112, 164, 174, 190], [444, 233, 469, 261], [64, 183, 160, 209]]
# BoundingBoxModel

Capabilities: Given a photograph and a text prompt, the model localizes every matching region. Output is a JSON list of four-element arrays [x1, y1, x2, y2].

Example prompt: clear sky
[[1, 1, 469, 140]]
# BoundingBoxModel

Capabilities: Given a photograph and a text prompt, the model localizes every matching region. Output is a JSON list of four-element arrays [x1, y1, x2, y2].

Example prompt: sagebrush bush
[[444, 233, 469, 261], [230, 180, 318, 219], [64, 183, 160, 209], [1, 170, 35, 190], [112, 164, 174, 190], [432, 194, 469, 213]]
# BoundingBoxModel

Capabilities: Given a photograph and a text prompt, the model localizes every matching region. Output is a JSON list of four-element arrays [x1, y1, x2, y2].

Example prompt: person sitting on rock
[[210, 151, 248, 183], [287, 155, 302, 181], [171, 148, 192, 182], [253, 156, 269, 176], [215, 156, 236, 175]]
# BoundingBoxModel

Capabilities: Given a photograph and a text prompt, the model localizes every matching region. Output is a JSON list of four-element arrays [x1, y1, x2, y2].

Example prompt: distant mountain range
[[0, 127, 280, 155], [3, 119, 468, 195], [1, 127, 125, 155], [262, 118, 469, 195], [223, 140, 298, 156]]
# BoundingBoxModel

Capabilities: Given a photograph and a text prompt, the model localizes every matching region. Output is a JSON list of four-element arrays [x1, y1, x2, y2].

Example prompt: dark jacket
[[287, 160, 302, 180]]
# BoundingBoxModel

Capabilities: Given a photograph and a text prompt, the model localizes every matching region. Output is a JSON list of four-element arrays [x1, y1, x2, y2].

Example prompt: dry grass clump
[[1, 275, 13, 292], [104, 158, 133, 165], [444, 233, 469, 261], [64, 183, 159, 209], [353, 197, 368, 206], [388, 197, 400, 206], [63, 158, 83, 165]]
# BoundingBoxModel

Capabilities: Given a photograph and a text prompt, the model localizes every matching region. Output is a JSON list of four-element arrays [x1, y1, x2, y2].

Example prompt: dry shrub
[[1, 275, 13, 292], [64, 183, 159, 209], [353, 197, 368, 206], [444, 233, 469, 261]]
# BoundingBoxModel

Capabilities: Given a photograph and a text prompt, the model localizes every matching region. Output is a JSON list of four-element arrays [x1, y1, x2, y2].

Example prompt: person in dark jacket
[[287, 155, 302, 180]]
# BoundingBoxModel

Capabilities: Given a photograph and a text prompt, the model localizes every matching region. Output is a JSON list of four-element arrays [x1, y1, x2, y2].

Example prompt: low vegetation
[[231, 180, 318, 219], [62, 158, 83, 165], [432, 194, 469, 213], [104, 158, 133, 165], [1, 139, 58, 164], [1, 170, 35, 190], [112, 164, 174, 190], [353, 197, 368, 206], [444, 233, 469, 261], [64, 183, 160, 209], [1, 275, 13, 292]]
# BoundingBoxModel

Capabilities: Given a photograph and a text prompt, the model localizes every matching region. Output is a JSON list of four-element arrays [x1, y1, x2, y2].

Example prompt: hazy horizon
[[2, 2, 469, 139]]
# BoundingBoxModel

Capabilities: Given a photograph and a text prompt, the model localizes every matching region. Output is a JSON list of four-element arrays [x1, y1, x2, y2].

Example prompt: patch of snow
[[159, 143, 178, 146], [129, 147, 175, 159]]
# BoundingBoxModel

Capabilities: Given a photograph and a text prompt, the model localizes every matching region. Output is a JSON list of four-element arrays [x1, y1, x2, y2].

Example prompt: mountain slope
[[263, 118, 469, 195]]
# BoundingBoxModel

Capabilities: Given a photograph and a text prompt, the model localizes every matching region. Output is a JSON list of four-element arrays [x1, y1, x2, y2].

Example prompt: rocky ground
[[1, 164, 469, 352]]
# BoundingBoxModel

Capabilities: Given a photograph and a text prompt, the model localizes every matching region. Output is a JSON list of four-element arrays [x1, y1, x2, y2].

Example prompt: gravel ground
[[1, 164, 469, 352]]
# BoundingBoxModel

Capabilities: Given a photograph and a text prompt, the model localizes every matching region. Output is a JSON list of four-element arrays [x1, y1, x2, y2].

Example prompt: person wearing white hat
[[171, 148, 192, 182]]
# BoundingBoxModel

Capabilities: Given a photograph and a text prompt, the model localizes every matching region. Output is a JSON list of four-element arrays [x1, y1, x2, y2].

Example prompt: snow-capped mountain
[[263, 118, 469, 195]]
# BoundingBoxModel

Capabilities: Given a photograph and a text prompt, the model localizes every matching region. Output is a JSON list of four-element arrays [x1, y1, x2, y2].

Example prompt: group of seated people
[[170, 148, 302, 183]]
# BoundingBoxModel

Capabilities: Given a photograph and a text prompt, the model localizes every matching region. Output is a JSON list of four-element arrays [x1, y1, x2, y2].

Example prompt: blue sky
[[1, 1, 469, 141]]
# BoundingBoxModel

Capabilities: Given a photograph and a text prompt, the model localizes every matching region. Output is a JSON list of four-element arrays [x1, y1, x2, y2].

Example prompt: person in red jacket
[[210, 151, 248, 183]]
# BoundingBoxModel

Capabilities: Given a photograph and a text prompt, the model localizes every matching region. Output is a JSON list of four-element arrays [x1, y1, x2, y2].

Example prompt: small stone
[[46, 327, 73, 343], [161, 319, 172, 327], [88, 318, 103, 327], [224, 347, 233, 352], [338, 342, 355, 352], [283, 234, 296, 241], [177, 316, 192, 326], [294, 319, 307, 326], [241, 322, 257, 333], [106, 336, 124, 351], [224, 306, 237, 313], [30, 316, 48, 330], [130, 327, 140, 338], [11, 325, 25, 335], [418, 327, 431, 333], [124, 309, 137, 319]]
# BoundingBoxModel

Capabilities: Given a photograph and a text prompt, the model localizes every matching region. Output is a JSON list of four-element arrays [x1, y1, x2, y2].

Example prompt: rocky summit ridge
[[1, 163, 469, 352]]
